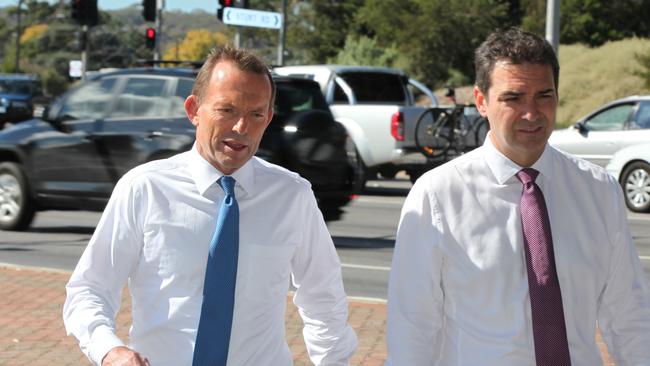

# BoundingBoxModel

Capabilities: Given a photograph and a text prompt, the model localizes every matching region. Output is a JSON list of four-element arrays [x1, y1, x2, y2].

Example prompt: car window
[[169, 78, 194, 117], [110, 77, 168, 118], [273, 81, 329, 124], [332, 82, 349, 104], [631, 101, 650, 129], [585, 103, 633, 131], [339, 72, 407, 104], [59, 78, 117, 120], [0, 78, 38, 95]]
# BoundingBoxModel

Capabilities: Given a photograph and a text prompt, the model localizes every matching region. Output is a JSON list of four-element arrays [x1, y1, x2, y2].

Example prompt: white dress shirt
[[385, 136, 650, 366], [63, 147, 357, 366]]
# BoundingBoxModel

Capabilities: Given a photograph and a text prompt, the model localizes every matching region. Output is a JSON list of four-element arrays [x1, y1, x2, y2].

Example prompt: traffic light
[[70, 0, 98, 27], [217, 0, 234, 21], [145, 27, 156, 50], [142, 0, 156, 22]]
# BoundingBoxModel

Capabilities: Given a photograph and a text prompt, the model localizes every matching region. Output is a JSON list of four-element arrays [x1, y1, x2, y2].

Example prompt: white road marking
[[341, 263, 391, 271], [640, 256, 650, 261]]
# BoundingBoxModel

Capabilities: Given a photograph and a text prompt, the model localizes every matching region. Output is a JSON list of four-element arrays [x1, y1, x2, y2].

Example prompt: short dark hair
[[192, 45, 276, 108], [474, 28, 559, 95]]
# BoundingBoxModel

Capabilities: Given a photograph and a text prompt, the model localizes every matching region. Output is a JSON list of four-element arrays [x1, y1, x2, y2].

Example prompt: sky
[[0, 0, 217, 12]]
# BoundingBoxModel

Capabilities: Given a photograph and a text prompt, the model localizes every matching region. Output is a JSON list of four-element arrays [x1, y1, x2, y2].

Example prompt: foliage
[[291, 0, 364, 64], [19, 24, 48, 43], [560, 0, 650, 46], [556, 38, 650, 127], [330, 35, 399, 67], [356, 0, 509, 87], [163, 29, 229, 61]]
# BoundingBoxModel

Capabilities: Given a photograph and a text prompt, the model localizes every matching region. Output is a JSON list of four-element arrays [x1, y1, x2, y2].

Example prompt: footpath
[[0, 265, 614, 366]]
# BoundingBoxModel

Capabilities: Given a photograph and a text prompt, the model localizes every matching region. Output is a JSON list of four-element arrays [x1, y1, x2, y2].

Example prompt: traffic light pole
[[81, 25, 88, 81], [276, 0, 286, 66], [154, 0, 164, 61]]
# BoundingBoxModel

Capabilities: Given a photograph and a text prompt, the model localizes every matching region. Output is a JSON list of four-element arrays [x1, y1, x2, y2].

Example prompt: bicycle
[[414, 104, 490, 160]]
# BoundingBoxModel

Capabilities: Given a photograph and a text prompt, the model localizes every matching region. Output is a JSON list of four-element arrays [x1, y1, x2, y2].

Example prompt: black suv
[[0, 68, 356, 231], [0, 74, 50, 130]]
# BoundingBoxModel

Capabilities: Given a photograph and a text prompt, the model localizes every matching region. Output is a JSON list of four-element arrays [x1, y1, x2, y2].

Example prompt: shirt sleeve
[[62, 173, 144, 365], [385, 177, 445, 366], [290, 186, 358, 365], [597, 182, 650, 364]]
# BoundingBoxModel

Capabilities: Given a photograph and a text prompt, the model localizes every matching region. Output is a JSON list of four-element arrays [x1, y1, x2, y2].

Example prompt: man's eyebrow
[[537, 88, 555, 95], [499, 91, 524, 99]]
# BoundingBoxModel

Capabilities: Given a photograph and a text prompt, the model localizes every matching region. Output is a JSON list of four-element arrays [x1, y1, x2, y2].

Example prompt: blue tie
[[193, 176, 239, 366]]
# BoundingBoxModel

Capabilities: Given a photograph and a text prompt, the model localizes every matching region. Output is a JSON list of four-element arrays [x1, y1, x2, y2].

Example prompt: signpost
[[222, 7, 283, 30]]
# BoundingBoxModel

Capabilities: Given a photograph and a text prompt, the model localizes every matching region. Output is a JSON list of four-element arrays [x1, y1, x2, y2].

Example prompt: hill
[[557, 38, 650, 127]]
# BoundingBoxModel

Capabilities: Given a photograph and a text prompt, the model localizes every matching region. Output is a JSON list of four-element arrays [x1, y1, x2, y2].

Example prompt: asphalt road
[[1, 178, 649, 301]]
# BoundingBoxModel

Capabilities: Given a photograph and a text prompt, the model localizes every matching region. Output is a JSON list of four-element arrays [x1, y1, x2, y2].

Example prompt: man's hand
[[101, 346, 150, 366]]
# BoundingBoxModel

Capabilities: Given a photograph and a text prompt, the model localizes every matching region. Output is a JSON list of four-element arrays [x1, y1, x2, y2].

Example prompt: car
[[0, 74, 50, 130], [606, 142, 650, 213], [549, 95, 650, 168], [0, 67, 356, 231]]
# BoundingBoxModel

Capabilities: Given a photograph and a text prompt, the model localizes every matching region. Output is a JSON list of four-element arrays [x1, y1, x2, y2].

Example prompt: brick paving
[[0, 265, 614, 365]]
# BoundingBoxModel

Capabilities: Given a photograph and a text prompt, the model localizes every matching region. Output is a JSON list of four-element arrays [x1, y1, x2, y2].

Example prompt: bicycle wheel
[[472, 117, 490, 147], [414, 108, 452, 159]]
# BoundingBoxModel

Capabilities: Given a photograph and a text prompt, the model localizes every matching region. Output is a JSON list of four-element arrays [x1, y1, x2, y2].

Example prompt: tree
[[561, 0, 650, 46], [291, 0, 364, 63], [330, 35, 399, 67], [163, 29, 229, 61], [356, 0, 509, 87]]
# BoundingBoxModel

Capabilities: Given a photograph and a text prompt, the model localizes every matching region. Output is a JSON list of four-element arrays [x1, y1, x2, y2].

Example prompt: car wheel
[[0, 162, 36, 231], [621, 161, 650, 213]]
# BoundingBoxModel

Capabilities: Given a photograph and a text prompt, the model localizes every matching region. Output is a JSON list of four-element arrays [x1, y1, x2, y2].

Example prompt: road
[[1, 178, 649, 302]]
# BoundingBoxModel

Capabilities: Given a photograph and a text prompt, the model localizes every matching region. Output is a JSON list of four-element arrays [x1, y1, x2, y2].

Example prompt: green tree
[[330, 35, 399, 67], [356, 0, 509, 87], [292, 0, 364, 63], [561, 0, 650, 46]]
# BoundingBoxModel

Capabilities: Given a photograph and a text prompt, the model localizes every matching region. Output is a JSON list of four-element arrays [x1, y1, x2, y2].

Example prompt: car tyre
[[620, 161, 650, 213], [0, 162, 36, 231]]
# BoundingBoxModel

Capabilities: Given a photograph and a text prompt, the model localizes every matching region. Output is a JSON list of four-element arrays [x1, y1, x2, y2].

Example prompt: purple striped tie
[[516, 168, 571, 366]]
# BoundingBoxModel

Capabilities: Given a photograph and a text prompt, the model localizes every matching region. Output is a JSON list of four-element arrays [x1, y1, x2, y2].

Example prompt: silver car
[[549, 95, 650, 168], [606, 142, 650, 213]]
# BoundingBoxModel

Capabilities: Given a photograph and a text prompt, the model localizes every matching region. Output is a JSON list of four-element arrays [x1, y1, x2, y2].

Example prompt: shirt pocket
[[241, 244, 295, 304]]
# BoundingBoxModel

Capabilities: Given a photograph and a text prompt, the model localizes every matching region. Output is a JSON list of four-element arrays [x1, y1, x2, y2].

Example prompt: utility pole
[[14, 0, 25, 73], [545, 0, 560, 54], [277, 0, 286, 66], [154, 0, 164, 61]]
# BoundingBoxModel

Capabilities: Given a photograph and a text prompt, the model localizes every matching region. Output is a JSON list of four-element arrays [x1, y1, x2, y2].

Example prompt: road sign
[[69, 60, 83, 78], [223, 7, 283, 29]]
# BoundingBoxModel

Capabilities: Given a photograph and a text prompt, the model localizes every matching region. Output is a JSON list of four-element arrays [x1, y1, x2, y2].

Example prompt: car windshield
[[0, 79, 38, 95]]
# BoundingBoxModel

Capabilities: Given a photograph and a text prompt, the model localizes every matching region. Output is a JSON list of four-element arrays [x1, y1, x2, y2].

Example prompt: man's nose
[[232, 115, 249, 134], [520, 99, 541, 121]]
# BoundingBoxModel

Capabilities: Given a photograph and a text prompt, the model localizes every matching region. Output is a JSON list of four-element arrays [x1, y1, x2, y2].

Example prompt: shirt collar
[[483, 132, 553, 185], [188, 145, 255, 198]]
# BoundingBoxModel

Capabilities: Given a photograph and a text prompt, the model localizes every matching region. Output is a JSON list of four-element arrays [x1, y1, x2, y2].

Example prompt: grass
[[557, 38, 650, 127]]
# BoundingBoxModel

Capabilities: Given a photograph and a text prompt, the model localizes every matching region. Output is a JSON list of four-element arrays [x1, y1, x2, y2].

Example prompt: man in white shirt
[[63, 46, 357, 366], [386, 28, 650, 365]]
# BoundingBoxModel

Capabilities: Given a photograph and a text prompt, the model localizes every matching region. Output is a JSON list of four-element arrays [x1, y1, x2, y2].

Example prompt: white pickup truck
[[273, 65, 437, 187]]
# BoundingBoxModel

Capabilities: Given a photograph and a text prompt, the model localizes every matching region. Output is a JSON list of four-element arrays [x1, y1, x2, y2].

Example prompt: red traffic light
[[145, 27, 156, 49]]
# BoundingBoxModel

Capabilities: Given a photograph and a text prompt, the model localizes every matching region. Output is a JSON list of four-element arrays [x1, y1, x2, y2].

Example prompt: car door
[[30, 77, 118, 201], [623, 100, 650, 149], [95, 75, 196, 180], [556, 102, 635, 167]]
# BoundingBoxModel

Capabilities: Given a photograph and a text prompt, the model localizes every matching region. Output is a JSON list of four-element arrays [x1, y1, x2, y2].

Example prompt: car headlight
[[0, 98, 7, 107]]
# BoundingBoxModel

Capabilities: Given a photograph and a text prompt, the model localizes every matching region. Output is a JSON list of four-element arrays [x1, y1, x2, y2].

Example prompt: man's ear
[[184, 95, 200, 127], [473, 86, 488, 118]]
